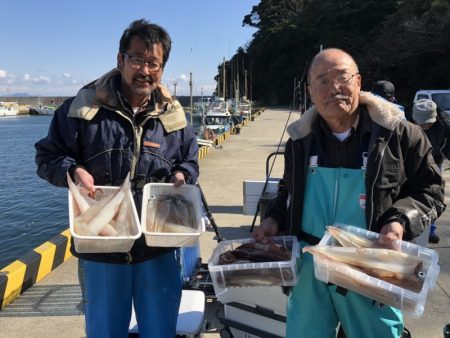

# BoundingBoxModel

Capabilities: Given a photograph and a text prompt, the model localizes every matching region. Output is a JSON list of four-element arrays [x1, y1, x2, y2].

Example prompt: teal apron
[[286, 158, 403, 338]]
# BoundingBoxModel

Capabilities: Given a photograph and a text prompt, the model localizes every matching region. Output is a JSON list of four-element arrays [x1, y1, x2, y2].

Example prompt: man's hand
[[170, 171, 186, 188], [251, 217, 278, 243], [379, 221, 404, 248], [73, 166, 95, 195]]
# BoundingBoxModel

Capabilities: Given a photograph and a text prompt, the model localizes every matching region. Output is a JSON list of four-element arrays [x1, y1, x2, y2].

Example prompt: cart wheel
[[219, 327, 233, 338]]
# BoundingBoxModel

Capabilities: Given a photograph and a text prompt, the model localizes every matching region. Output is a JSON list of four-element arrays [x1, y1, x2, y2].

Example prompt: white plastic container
[[223, 299, 287, 338], [312, 224, 440, 317], [208, 236, 299, 298], [68, 186, 141, 253], [141, 183, 202, 247]]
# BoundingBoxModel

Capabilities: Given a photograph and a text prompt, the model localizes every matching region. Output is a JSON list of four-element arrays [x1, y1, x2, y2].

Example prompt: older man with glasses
[[35, 19, 199, 337], [252, 48, 444, 338]]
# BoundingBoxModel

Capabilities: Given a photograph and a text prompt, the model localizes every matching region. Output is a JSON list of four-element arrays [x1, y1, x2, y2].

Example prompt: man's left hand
[[170, 171, 186, 188], [379, 221, 404, 248]]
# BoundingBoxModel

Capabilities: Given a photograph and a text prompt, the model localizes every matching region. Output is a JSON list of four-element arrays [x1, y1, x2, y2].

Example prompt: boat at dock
[[29, 104, 56, 115], [0, 102, 19, 117], [234, 99, 252, 121], [203, 98, 236, 134]]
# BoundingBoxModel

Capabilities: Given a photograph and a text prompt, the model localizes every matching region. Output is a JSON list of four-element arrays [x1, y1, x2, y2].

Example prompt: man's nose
[[329, 81, 341, 94], [138, 65, 151, 76], [330, 78, 342, 90]]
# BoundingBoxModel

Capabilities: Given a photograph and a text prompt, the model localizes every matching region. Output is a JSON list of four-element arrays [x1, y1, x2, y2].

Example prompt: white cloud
[[32, 75, 51, 84], [0, 69, 7, 78], [63, 73, 72, 78], [22, 74, 51, 84], [179, 74, 188, 82]]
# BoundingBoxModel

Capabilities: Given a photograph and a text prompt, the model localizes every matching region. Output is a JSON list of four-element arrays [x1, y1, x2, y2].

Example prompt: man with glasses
[[252, 48, 444, 338], [35, 19, 199, 337]]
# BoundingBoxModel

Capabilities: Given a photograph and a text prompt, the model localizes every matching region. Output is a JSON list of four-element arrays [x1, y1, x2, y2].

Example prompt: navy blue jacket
[[35, 69, 199, 263]]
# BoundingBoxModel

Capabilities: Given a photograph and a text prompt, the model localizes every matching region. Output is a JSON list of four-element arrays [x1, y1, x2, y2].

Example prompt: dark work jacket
[[265, 92, 445, 242], [421, 119, 450, 166], [35, 69, 199, 264]]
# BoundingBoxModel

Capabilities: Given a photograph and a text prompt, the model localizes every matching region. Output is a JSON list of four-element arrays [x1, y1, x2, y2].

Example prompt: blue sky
[[0, 0, 259, 97]]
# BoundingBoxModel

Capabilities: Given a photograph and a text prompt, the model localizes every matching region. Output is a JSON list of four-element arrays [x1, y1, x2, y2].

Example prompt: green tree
[[216, 0, 450, 105]]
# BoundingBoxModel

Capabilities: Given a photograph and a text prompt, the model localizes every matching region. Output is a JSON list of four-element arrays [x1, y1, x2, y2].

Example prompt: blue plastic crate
[[176, 243, 201, 282]]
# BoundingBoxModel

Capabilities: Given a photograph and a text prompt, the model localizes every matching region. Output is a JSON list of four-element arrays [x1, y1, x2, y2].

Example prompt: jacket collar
[[287, 91, 404, 141]]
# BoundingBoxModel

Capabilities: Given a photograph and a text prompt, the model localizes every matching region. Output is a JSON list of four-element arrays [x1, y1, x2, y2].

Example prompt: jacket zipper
[[113, 111, 141, 264], [367, 134, 392, 230]]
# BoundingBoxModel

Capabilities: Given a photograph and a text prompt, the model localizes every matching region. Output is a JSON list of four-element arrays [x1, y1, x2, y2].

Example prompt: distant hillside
[[10, 93, 31, 97]]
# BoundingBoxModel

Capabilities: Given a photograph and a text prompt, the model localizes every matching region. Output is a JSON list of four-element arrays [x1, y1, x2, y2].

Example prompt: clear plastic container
[[141, 183, 202, 247], [69, 186, 141, 253], [208, 236, 299, 297], [312, 224, 440, 317]]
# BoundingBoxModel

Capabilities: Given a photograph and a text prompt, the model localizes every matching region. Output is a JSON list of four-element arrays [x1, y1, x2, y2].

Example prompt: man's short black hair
[[119, 19, 172, 66]]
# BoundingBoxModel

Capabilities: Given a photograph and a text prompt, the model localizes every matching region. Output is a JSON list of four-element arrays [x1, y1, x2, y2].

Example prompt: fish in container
[[67, 172, 132, 237], [146, 194, 198, 234], [304, 225, 439, 315], [209, 236, 299, 289]]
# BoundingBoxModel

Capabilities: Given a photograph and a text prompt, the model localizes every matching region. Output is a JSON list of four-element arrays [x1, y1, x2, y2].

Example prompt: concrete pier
[[0, 107, 449, 338]]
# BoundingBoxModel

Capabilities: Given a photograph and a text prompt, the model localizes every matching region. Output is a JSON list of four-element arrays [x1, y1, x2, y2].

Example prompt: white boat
[[204, 99, 234, 134], [235, 99, 252, 120], [193, 97, 211, 116], [0, 102, 19, 117], [197, 138, 214, 147]]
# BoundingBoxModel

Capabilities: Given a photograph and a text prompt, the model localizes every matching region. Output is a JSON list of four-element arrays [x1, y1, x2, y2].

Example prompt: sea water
[[0, 114, 204, 271], [0, 115, 67, 269]]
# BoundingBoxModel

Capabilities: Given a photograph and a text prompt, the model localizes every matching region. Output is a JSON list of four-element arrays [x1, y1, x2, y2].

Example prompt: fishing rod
[[196, 181, 223, 242], [250, 62, 309, 232]]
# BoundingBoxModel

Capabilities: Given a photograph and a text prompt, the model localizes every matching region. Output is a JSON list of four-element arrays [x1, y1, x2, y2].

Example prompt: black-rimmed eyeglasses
[[122, 52, 163, 72], [309, 73, 359, 91]]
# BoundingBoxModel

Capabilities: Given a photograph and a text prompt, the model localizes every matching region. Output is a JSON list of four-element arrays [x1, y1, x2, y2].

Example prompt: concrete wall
[[0, 97, 70, 107], [0, 95, 202, 108]]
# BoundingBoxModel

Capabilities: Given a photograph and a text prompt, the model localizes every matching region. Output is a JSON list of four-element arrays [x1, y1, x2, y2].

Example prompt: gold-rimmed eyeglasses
[[309, 73, 359, 91], [122, 52, 163, 72]]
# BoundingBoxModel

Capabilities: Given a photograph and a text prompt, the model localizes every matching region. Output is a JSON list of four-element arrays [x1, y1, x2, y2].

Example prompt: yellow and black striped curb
[[198, 145, 210, 160], [0, 229, 72, 310]]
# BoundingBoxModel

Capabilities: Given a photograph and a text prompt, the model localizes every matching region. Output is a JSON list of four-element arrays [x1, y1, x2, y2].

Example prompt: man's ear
[[307, 85, 315, 104], [117, 53, 123, 69]]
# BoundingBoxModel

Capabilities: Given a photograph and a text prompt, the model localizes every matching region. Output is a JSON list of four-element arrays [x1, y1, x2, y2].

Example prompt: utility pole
[[244, 70, 248, 99], [236, 58, 239, 103], [173, 82, 177, 97], [222, 57, 226, 100], [189, 72, 193, 125], [201, 86, 205, 124]]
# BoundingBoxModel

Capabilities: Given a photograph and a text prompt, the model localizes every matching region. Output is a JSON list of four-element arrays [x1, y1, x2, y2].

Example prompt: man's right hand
[[73, 166, 95, 195], [251, 217, 278, 243]]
